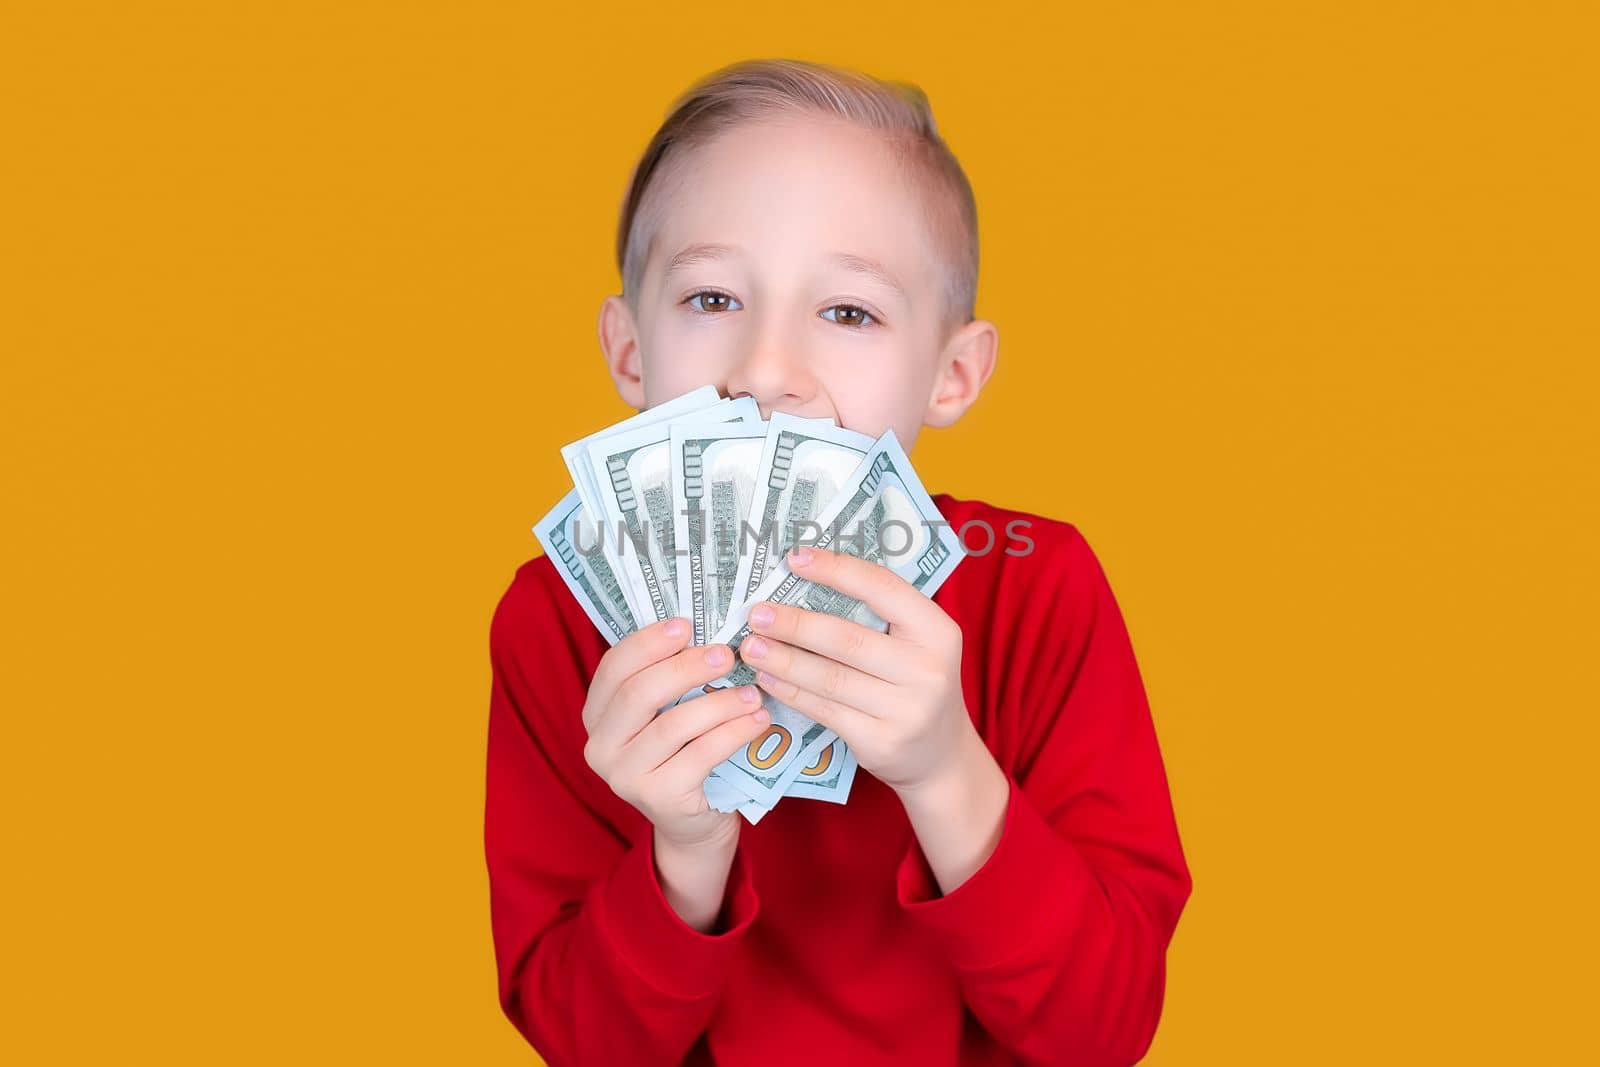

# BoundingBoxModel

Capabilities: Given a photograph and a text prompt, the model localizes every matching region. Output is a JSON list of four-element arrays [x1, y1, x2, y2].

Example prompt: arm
[[484, 568, 760, 1066], [894, 528, 1192, 1066], [743, 530, 1191, 1066]]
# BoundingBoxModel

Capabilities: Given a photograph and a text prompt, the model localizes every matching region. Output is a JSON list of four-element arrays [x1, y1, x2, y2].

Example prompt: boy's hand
[[738, 545, 990, 797], [740, 545, 1011, 894], [581, 616, 770, 852]]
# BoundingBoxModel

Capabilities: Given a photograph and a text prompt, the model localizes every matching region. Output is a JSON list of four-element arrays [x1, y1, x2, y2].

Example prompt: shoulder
[[928, 492, 1116, 641], [490, 554, 561, 644], [488, 553, 607, 683]]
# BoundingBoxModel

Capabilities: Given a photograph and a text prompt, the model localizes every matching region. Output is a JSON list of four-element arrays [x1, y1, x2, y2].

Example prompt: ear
[[597, 294, 646, 410], [924, 317, 998, 428]]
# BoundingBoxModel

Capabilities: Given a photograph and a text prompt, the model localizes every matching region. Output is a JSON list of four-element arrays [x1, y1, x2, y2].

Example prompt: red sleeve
[[483, 562, 759, 1066], [896, 523, 1192, 1067]]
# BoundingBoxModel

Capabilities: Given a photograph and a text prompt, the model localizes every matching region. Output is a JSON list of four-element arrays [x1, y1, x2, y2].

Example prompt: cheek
[[640, 319, 741, 404], [821, 348, 930, 438]]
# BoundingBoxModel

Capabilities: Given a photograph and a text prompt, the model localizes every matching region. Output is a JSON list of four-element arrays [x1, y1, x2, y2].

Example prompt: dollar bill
[[697, 430, 965, 807], [586, 397, 759, 626], [560, 385, 724, 619], [703, 733, 855, 818], [670, 419, 769, 646], [703, 771, 770, 822], [731, 413, 875, 609], [531, 487, 638, 644], [781, 738, 859, 804], [559, 385, 721, 512], [543, 403, 950, 820]]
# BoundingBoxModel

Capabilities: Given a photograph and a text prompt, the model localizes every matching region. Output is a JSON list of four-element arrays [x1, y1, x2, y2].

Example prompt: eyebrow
[[827, 252, 906, 299], [664, 242, 740, 275], [662, 243, 907, 299]]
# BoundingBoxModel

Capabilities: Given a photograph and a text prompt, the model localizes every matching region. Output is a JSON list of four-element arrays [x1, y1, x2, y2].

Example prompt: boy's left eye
[[820, 304, 877, 328]]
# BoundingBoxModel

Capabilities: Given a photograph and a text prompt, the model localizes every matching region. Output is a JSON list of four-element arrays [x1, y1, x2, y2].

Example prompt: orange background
[[3, 2, 1595, 1062]]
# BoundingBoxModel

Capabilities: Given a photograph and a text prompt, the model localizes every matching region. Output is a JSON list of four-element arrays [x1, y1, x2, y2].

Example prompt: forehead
[[645, 116, 941, 294]]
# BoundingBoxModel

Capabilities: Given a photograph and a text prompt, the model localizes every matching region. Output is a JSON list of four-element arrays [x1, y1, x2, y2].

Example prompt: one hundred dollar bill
[[704, 734, 856, 819], [559, 385, 723, 620], [586, 397, 759, 626], [543, 404, 940, 820], [559, 385, 722, 514], [781, 738, 859, 805], [670, 419, 769, 646], [531, 487, 638, 645], [703, 771, 771, 822], [731, 413, 874, 609], [697, 430, 965, 806]]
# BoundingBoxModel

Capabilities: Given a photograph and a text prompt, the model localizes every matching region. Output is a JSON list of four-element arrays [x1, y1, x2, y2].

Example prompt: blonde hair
[[615, 58, 980, 333]]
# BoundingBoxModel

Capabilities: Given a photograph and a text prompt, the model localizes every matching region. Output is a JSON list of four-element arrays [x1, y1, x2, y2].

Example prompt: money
[[781, 738, 859, 805], [585, 396, 759, 625], [560, 385, 723, 620], [560, 385, 721, 515], [700, 731, 853, 819], [532, 488, 638, 645], [537, 397, 963, 822], [670, 419, 769, 646], [696, 429, 963, 807], [731, 413, 875, 608]]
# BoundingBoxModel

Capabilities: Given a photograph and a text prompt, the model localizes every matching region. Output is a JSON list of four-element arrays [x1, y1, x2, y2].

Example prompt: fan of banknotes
[[534, 385, 965, 823]]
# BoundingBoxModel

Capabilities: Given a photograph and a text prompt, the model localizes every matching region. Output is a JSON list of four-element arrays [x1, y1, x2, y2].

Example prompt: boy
[[485, 58, 1191, 1066]]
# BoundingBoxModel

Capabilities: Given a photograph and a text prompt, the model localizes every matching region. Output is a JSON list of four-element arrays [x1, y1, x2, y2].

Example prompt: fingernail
[[705, 644, 731, 667], [756, 670, 777, 687], [788, 547, 813, 567], [739, 685, 760, 705], [743, 635, 768, 660], [665, 618, 688, 638], [750, 604, 775, 627], [752, 707, 771, 725]]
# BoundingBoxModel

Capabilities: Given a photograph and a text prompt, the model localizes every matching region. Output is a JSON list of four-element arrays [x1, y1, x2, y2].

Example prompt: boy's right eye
[[684, 289, 742, 314]]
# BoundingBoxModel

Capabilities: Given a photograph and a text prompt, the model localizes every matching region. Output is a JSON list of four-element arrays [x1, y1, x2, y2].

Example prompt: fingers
[[750, 665, 876, 749], [785, 546, 936, 637], [620, 684, 765, 775], [655, 702, 777, 790], [584, 617, 692, 731], [588, 641, 738, 755], [739, 631, 893, 717], [745, 599, 899, 680]]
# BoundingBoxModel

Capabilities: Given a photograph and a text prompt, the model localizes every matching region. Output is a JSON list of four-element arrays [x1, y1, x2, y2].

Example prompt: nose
[[723, 318, 819, 418]]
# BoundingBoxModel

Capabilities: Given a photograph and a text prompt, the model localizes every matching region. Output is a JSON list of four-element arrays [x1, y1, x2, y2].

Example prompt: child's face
[[598, 115, 997, 452]]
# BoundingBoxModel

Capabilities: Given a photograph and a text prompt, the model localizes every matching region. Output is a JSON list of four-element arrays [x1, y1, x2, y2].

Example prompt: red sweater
[[484, 494, 1192, 1066]]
